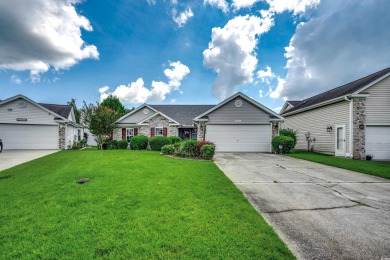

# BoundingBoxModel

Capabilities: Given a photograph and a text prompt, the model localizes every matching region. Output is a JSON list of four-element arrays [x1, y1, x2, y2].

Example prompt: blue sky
[[0, 0, 389, 111]]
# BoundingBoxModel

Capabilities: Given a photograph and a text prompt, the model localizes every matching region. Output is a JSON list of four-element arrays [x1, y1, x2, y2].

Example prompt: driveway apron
[[0, 150, 58, 172], [214, 153, 390, 259]]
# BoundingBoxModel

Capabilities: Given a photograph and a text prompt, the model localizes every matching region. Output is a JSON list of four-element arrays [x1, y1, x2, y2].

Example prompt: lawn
[[288, 150, 390, 179], [0, 150, 294, 259]]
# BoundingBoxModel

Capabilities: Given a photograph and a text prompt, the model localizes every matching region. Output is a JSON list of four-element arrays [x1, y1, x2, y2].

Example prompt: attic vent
[[235, 99, 242, 108], [143, 108, 149, 114], [17, 101, 27, 108]]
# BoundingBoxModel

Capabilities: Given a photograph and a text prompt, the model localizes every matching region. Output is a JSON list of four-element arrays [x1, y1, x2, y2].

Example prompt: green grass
[[288, 150, 390, 179], [0, 150, 294, 259]]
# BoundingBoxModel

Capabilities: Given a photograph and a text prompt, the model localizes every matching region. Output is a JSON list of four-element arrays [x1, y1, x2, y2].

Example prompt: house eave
[[281, 96, 348, 116]]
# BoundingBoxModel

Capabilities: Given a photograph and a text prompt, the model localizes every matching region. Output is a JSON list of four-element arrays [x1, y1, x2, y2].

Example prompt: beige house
[[280, 67, 390, 160], [114, 93, 283, 152]]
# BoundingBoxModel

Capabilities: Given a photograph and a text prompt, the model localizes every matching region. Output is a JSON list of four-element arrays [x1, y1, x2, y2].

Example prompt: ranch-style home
[[280, 67, 390, 160], [114, 92, 283, 152], [0, 95, 83, 150]]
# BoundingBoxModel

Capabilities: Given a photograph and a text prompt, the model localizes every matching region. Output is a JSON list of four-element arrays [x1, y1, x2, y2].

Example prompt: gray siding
[[207, 97, 271, 124], [365, 76, 390, 125], [282, 101, 350, 155], [118, 106, 156, 124], [0, 98, 58, 125]]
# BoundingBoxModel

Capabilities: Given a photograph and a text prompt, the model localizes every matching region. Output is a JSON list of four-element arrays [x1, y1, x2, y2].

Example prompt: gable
[[364, 75, 390, 125], [207, 97, 272, 124], [0, 97, 60, 125], [117, 105, 156, 124]]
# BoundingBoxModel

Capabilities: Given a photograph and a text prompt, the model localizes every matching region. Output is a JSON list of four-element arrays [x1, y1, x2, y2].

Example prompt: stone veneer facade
[[352, 97, 366, 160], [197, 122, 206, 141], [271, 122, 279, 137], [58, 125, 65, 150]]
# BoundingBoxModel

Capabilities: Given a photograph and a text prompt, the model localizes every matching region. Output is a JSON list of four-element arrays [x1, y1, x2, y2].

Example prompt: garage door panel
[[0, 124, 59, 150], [206, 125, 271, 152], [366, 126, 390, 160]]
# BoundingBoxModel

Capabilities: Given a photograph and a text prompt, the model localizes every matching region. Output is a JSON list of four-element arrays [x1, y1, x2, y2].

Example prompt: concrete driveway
[[0, 150, 58, 172], [214, 153, 390, 260]]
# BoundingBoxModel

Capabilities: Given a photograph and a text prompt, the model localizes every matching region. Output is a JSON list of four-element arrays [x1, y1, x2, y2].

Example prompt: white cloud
[[172, 8, 194, 27], [232, 0, 260, 10], [259, 90, 264, 97], [203, 13, 274, 100], [257, 66, 275, 84], [171, 98, 176, 103], [30, 71, 41, 83], [204, 0, 229, 13], [265, 0, 320, 14], [270, 0, 390, 100], [99, 61, 190, 104], [0, 0, 99, 74], [99, 86, 110, 94], [146, 0, 156, 6], [10, 74, 21, 84]]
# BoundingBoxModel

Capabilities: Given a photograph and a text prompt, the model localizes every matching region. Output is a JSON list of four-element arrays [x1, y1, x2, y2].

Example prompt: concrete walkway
[[0, 150, 58, 172], [214, 153, 390, 260]]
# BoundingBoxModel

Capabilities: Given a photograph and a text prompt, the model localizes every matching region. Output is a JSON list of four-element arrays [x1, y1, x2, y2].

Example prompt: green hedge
[[130, 135, 148, 150], [161, 144, 175, 155], [201, 144, 215, 160], [168, 136, 182, 144], [118, 140, 128, 149], [272, 136, 295, 153], [149, 136, 171, 151], [279, 128, 298, 148]]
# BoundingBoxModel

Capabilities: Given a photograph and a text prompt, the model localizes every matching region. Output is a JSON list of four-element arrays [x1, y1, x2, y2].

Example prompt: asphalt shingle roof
[[149, 105, 215, 126], [39, 103, 72, 119], [282, 67, 390, 115]]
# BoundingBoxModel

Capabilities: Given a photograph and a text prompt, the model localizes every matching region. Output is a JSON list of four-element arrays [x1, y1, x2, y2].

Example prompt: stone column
[[58, 125, 65, 150], [272, 122, 279, 137], [197, 123, 206, 141], [352, 98, 366, 160]]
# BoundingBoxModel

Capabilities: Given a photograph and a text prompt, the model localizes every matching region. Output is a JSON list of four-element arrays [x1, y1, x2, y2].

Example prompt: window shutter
[[150, 127, 155, 137], [122, 128, 126, 140], [134, 128, 138, 136], [163, 127, 167, 137]]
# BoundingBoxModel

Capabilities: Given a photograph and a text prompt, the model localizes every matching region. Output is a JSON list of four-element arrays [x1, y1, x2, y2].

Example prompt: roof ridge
[[38, 102, 71, 106]]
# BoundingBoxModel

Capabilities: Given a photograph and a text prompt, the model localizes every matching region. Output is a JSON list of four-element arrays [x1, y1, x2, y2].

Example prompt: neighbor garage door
[[0, 124, 59, 150], [366, 126, 390, 160], [205, 125, 271, 152]]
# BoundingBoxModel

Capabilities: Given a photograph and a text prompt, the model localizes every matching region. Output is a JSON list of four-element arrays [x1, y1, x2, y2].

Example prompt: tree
[[81, 102, 119, 150], [100, 94, 126, 115], [67, 98, 81, 123]]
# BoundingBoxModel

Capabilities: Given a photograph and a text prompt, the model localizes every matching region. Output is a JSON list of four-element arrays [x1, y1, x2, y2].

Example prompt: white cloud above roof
[[0, 0, 98, 74]]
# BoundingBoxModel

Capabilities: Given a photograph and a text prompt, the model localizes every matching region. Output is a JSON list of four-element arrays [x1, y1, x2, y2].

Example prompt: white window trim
[[126, 128, 134, 141], [155, 127, 163, 136]]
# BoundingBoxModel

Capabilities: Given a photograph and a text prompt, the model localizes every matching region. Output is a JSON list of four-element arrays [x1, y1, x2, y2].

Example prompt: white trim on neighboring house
[[269, 124, 272, 153], [353, 71, 390, 94], [281, 96, 347, 116], [194, 92, 284, 121], [348, 97, 353, 158], [115, 104, 158, 123], [138, 111, 180, 126], [0, 94, 69, 122]]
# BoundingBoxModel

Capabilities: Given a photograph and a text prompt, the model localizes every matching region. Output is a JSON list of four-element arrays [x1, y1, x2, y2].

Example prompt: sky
[[0, 0, 389, 112]]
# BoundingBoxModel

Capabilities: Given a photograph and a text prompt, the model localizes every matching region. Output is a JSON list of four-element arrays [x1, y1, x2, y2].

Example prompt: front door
[[335, 125, 346, 156]]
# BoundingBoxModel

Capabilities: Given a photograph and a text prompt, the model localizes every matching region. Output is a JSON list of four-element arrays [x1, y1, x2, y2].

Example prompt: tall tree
[[100, 95, 126, 115], [67, 98, 81, 123]]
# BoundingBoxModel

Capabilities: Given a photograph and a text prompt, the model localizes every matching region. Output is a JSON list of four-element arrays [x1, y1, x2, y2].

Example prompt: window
[[78, 129, 81, 141], [126, 128, 134, 142], [155, 127, 163, 136]]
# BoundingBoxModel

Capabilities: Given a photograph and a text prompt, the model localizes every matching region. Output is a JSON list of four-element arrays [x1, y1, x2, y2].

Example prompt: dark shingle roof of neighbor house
[[39, 103, 72, 119], [149, 105, 215, 126], [282, 66, 390, 115]]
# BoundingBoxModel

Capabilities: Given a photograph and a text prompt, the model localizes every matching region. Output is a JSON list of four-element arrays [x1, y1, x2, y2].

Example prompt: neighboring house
[[280, 67, 390, 160], [114, 92, 283, 152], [0, 95, 83, 150]]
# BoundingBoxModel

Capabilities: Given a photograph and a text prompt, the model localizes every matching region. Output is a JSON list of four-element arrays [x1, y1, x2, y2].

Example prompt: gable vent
[[235, 99, 242, 108], [17, 101, 27, 108]]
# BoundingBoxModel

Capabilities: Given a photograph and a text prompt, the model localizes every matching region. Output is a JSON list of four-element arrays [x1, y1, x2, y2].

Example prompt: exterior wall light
[[326, 125, 333, 132]]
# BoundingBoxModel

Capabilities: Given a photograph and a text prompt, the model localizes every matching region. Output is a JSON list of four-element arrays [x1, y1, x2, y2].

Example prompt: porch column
[[352, 97, 366, 160]]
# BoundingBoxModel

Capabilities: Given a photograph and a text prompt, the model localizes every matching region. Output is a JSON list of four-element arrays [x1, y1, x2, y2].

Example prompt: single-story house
[[0, 95, 83, 150], [280, 67, 390, 160], [114, 92, 283, 152]]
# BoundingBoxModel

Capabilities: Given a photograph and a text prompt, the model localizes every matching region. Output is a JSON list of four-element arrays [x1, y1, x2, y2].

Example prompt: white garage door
[[366, 126, 390, 160], [0, 124, 59, 150], [206, 124, 271, 152]]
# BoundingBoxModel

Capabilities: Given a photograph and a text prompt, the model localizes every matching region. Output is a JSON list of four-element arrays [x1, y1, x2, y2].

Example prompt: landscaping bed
[[288, 150, 390, 179], [0, 150, 293, 259]]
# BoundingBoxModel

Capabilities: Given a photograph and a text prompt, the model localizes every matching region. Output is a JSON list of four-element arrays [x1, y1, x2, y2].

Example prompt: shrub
[[168, 136, 182, 144], [161, 144, 175, 155], [117, 140, 128, 149], [130, 135, 148, 150], [107, 140, 118, 150], [149, 136, 171, 151], [197, 140, 215, 150], [279, 128, 298, 148], [272, 135, 295, 153], [178, 140, 199, 157], [201, 144, 215, 160]]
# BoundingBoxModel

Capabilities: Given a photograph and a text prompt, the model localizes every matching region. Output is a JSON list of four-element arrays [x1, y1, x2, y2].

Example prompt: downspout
[[345, 96, 353, 158]]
